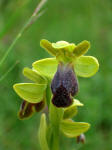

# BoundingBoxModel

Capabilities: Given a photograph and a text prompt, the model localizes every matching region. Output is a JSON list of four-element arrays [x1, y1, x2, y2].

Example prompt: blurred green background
[[0, 0, 112, 150]]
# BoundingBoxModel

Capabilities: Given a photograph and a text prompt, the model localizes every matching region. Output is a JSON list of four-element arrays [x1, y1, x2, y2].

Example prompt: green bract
[[38, 114, 49, 150], [63, 99, 83, 119], [60, 119, 90, 138]]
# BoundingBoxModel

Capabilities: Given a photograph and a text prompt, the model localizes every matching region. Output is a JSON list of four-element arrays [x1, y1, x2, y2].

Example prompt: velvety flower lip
[[18, 100, 45, 119], [51, 62, 78, 107], [18, 100, 34, 119]]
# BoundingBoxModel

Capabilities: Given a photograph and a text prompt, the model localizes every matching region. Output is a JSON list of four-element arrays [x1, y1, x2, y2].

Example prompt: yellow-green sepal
[[38, 114, 49, 150], [74, 56, 99, 77], [32, 58, 58, 78], [60, 119, 90, 138], [40, 39, 57, 56], [23, 67, 47, 84], [13, 83, 47, 103], [63, 99, 83, 119], [73, 40, 90, 57]]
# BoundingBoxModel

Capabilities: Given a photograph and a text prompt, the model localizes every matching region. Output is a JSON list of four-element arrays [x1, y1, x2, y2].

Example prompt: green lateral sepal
[[40, 39, 57, 56], [73, 40, 90, 57], [13, 83, 47, 103]]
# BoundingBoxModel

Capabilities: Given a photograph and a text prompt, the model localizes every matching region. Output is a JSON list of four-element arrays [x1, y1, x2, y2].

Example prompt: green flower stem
[[45, 79, 63, 150], [49, 102, 64, 150], [52, 126, 60, 150]]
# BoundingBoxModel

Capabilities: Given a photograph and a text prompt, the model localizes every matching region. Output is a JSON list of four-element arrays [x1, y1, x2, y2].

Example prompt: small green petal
[[63, 99, 83, 119], [23, 67, 47, 84], [32, 58, 58, 78], [73, 40, 90, 57], [60, 119, 90, 138], [38, 114, 49, 150], [13, 83, 47, 103], [40, 39, 57, 56], [75, 56, 99, 77], [52, 41, 75, 52]]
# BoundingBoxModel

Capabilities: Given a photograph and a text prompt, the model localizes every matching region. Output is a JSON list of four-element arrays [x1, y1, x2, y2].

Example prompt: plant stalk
[[0, 0, 47, 81]]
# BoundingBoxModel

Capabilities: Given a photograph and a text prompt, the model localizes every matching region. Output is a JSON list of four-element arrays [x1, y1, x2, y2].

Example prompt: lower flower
[[18, 100, 45, 120]]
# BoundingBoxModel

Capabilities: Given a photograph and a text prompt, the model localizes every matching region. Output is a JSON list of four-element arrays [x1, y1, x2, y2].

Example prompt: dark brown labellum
[[34, 101, 45, 112], [51, 62, 78, 107], [18, 100, 34, 119], [18, 100, 45, 119]]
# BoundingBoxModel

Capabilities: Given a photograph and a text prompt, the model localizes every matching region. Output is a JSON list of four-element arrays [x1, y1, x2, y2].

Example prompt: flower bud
[[76, 134, 85, 144], [51, 62, 78, 107]]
